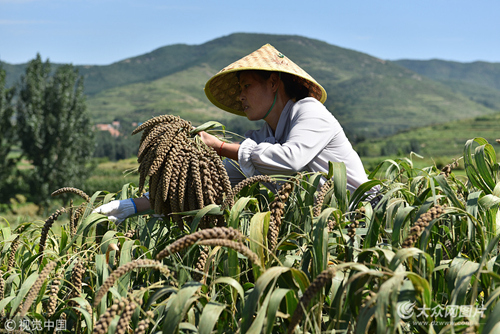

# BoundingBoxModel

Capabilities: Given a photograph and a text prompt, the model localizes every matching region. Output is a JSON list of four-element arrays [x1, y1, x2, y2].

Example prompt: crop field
[[0, 136, 499, 334]]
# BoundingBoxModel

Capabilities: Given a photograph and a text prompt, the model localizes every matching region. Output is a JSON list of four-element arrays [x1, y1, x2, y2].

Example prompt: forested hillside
[[3, 33, 498, 141], [395, 59, 500, 111]]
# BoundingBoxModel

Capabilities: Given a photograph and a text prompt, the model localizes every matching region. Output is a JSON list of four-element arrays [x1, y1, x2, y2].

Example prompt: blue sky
[[1, 0, 499, 65]]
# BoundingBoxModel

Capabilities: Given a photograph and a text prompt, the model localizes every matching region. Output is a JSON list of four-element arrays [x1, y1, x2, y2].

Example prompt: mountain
[[394, 59, 500, 110], [354, 111, 500, 165], [2, 33, 499, 140]]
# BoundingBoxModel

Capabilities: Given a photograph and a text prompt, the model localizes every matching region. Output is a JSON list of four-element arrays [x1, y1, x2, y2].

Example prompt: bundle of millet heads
[[132, 115, 232, 227]]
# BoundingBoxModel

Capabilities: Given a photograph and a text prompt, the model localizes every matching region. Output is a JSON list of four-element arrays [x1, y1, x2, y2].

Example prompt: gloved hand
[[92, 198, 137, 223]]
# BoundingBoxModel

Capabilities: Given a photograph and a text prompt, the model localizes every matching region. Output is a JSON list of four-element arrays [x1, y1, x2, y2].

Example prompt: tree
[[17, 54, 96, 207], [0, 66, 20, 203]]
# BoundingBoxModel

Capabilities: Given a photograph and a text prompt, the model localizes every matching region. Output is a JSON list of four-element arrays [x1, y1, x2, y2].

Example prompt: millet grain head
[[186, 173, 197, 212], [314, 179, 333, 217], [69, 259, 86, 299], [38, 208, 66, 262], [287, 267, 336, 334], [137, 122, 170, 158], [51, 187, 90, 202], [114, 297, 139, 334], [402, 204, 445, 248], [156, 227, 244, 260], [0, 271, 5, 305], [193, 246, 209, 282], [7, 236, 20, 271], [148, 128, 189, 177], [190, 157, 205, 210], [268, 180, 296, 251], [198, 239, 261, 268], [176, 148, 192, 213], [93, 259, 169, 308], [19, 261, 57, 318], [92, 297, 127, 334], [136, 115, 231, 226], [221, 175, 276, 211], [70, 204, 86, 239], [133, 310, 155, 334], [167, 149, 185, 221], [46, 271, 63, 317], [131, 114, 187, 136]]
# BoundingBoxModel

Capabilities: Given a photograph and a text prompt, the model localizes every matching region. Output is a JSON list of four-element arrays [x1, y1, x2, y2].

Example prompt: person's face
[[238, 71, 275, 121]]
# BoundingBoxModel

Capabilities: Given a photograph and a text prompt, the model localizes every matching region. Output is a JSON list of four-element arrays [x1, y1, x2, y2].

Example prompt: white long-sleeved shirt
[[224, 97, 374, 196]]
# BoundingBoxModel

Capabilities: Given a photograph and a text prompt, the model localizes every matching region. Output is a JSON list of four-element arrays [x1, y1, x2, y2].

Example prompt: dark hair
[[237, 70, 310, 101]]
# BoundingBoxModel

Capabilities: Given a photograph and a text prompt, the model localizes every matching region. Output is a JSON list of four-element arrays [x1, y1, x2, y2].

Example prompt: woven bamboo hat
[[204, 44, 327, 116]]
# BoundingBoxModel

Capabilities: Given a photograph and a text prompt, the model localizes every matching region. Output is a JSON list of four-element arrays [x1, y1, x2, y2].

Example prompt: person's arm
[[94, 131, 238, 223], [93, 194, 151, 223], [239, 102, 338, 176], [133, 196, 151, 212], [198, 131, 240, 161]]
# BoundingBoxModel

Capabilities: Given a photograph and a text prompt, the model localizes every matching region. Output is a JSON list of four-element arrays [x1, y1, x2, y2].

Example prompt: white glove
[[92, 198, 137, 223]]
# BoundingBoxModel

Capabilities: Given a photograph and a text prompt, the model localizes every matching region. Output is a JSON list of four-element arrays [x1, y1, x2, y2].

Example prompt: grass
[[355, 112, 500, 161], [83, 157, 140, 195], [0, 157, 141, 224], [0, 137, 499, 333]]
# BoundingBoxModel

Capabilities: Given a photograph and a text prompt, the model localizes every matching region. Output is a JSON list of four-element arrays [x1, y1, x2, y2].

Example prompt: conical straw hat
[[204, 44, 327, 116]]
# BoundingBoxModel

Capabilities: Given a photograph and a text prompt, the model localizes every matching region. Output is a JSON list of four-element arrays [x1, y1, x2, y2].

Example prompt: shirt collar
[[274, 100, 294, 142]]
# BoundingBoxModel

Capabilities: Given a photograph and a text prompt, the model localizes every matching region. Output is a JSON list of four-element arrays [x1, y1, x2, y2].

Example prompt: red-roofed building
[[95, 124, 121, 137]]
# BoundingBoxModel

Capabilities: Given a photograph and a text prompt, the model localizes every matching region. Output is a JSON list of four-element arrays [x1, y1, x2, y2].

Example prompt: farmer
[[94, 44, 378, 222]]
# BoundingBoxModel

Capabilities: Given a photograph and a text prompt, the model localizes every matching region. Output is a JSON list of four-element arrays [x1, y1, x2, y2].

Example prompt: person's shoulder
[[244, 122, 270, 141], [292, 97, 334, 119], [294, 97, 323, 108]]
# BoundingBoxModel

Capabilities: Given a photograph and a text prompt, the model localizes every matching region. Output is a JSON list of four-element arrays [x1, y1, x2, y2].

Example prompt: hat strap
[[262, 72, 281, 120]]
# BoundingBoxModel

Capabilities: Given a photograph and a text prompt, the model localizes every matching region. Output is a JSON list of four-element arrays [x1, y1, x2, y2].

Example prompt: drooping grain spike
[[38, 208, 66, 262], [19, 261, 57, 318], [221, 175, 276, 210], [115, 297, 139, 334], [148, 128, 188, 176], [156, 227, 244, 260], [193, 246, 209, 282], [0, 271, 4, 296], [148, 173, 160, 211], [287, 267, 336, 334], [198, 239, 261, 268], [402, 204, 445, 248], [70, 205, 85, 239], [93, 259, 169, 307], [137, 122, 170, 158], [176, 147, 193, 212], [268, 181, 295, 251], [69, 259, 85, 300], [186, 172, 197, 212], [169, 150, 187, 228], [134, 310, 154, 334], [190, 155, 205, 210], [154, 172, 165, 215], [199, 157, 215, 206], [138, 122, 179, 163], [46, 271, 63, 317], [51, 187, 91, 202], [201, 144, 224, 204], [212, 152, 233, 203], [314, 179, 333, 217], [93, 297, 127, 334], [7, 236, 20, 271], [131, 114, 182, 135]]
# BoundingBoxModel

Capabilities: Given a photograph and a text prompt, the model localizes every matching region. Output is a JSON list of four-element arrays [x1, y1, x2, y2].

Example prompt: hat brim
[[204, 44, 327, 116]]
